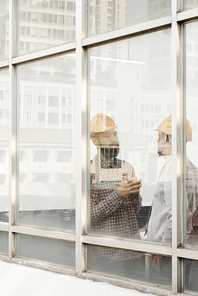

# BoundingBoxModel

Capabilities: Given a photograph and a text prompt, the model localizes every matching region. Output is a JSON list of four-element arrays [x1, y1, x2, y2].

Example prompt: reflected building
[[18, 0, 76, 54], [18, 56, 76, 130], [89, 0, 127, 35], [185, 22, 198, 167], [1, 0, 198, 213], [0, 0, 9, 61]]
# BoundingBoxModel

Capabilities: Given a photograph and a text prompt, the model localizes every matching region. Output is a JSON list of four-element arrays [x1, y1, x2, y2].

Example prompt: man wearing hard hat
[[89, 113, 143, 276], [146, 115, 198, 285], [147, 114, 198, 243]]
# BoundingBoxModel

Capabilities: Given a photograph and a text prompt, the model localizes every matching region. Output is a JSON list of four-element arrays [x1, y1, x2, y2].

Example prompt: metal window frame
[[0, 1, 197, 295]]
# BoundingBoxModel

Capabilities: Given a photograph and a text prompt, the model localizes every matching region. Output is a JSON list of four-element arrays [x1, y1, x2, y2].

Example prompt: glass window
[[33, 150, 49, 162], [89, 30, 172, 248], [16, 234, 75, 268], [3, 0, 198, 294], [0, 232, 8, 254], [57, 151, 72, 162], [183, 0, 198, 10], [17, 0, 76, 55], [87, 245, 171, 287], [48, 113, 59, 124], [184, 259, 198, 293], [185, 21, 198, 247], [38, 95, 46, 105], [0, 70, 9, 222], [24, 95, 32, 104], [0, 1, 9, 61], [38, 113, 45, 122], [33, 173, 50, 182], [17, 54, 76, 232], [87, 0, 171, 37], [49, 96, 59, 107]]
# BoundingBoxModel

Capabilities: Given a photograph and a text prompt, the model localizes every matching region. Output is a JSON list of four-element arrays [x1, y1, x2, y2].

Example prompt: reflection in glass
[[16, 234, 75, 267], [185, 22, 198, 247], [89, 30, 172, 246], [183, 0, 198, 10], [0, 0, 9, 61], [17, 0, 76, 55], [17, 54, 76, 231], [184, 259, 198, 293], [87, 0, 171, 36], [0, 231, 8, 254], [0, 69, 9, 223], [88, 245, 171, 287]]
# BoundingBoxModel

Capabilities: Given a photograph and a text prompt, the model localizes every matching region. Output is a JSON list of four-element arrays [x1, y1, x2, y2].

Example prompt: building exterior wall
[[0, 260, 152, 296]]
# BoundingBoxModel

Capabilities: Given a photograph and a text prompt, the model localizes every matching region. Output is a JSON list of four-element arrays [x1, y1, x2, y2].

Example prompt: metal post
[[171, 0, 182, 293], [75, 0, 87, 275], [9, 0, 16, 258]]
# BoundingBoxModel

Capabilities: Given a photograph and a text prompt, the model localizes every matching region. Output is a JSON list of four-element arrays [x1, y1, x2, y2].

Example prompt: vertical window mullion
[[172, 0, 183, 293], [76, 0, 87, 275], [9, 0, 16, 258]]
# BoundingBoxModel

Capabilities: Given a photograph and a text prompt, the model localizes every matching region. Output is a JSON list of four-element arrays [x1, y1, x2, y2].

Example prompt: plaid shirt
[[90, 155, 141, 261]]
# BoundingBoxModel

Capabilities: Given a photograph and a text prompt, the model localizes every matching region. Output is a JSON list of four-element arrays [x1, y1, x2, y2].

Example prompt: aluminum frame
[[171, 0, 183, 292], [0, 1, 198, 295]]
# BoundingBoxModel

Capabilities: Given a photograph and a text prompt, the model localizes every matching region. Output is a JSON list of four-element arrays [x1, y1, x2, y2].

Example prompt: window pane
[[87, 245, 171, 287], [16, 234, 75, 268], [17, 53, 76, 231], [0, 69, 9, 223], [0, 0, 9, 61], [183, 1, 198, 10], [185, 22, 198, 247], [89, 30, 172, 244], [0, 231, 8, 254], [87, 0, 171, 37], [17, 0, 76, 56], [184, 259, 198, 292]]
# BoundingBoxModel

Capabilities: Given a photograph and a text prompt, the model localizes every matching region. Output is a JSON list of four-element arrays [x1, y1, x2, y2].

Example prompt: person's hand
[[116, 176, 142, 198]]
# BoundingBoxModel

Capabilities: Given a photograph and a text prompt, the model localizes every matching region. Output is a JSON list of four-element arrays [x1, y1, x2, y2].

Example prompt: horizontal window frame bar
[[0, 254, 75, 276], [82, 235, 172, 256], [177, 247, 198, 261], [11, 225, 76, 242], [12, 42, 76, 65], [0, 222, 9, 232], [0, 60, 9, 69], [83, 272, 172, 296], [82, 15, 172, 47], [177, 7, 198, 22]]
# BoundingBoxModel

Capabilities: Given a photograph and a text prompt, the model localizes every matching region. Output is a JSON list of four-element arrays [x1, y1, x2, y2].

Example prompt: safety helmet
[[90, 113, 118, 136], [156, 114, 192, 142]]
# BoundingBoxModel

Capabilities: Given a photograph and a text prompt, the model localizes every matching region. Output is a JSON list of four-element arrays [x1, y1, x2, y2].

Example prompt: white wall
[[0, 260, 152, 296]]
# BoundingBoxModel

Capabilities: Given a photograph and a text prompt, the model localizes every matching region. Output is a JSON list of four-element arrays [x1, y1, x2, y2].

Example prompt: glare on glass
[[185, 22, 198, 247], [87, 245, 172, 287], [0, 0, 9, 61], [16, 234, 75, 267], [0, 69, 9, 223], [17, 53, 76, 231], [88, 29, 172, 245], [87, 0, 171, 37], [17, 0, 76, 55]]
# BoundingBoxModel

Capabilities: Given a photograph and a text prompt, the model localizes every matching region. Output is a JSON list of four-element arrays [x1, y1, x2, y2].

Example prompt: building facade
[[1, 0, 198, 295]]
